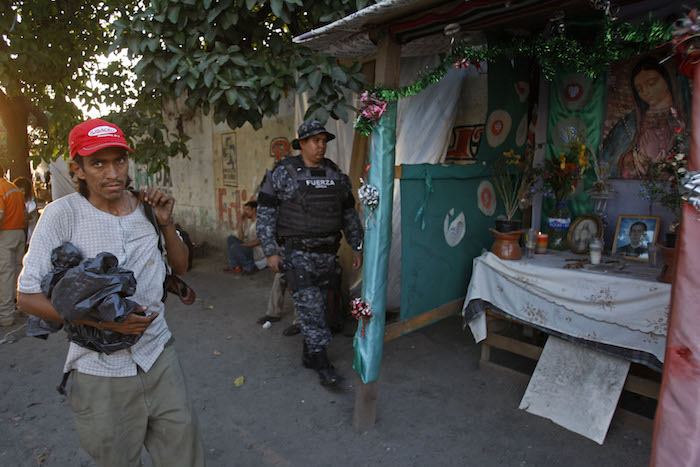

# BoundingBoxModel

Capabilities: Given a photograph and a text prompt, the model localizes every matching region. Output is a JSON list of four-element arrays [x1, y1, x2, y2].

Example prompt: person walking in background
[[224, 200, 263, 275], [0, 164, 26, 327], [13, 176, 38, 245]]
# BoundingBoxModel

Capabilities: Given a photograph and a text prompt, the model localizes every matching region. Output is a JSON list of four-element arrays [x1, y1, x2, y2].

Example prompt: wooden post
[[352, 31, 400, 433], [339, 62, 375, 298]]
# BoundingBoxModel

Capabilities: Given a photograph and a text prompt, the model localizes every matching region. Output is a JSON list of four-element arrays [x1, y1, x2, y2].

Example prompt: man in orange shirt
[[0, 163, 26, 326]]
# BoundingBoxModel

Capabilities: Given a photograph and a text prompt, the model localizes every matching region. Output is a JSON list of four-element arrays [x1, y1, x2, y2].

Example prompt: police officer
[[257, 120, 363, 389]]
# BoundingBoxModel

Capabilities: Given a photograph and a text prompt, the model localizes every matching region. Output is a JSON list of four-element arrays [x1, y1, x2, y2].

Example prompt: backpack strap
[[130, 189, 170, 274]]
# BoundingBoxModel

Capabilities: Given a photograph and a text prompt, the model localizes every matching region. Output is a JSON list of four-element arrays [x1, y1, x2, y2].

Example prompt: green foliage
[[111, 0, 369, 131], [1, 1, 189, 175]]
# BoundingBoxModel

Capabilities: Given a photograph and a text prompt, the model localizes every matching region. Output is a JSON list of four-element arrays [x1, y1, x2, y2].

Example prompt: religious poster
[[221, 132, 238, 187], [601, 54, 690, 179]]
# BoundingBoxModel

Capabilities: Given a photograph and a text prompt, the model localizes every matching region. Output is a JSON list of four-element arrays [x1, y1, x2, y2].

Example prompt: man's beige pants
[[0, 229, 25, 323], [266, 272, 299, 324], [69, 342, 206, 467]]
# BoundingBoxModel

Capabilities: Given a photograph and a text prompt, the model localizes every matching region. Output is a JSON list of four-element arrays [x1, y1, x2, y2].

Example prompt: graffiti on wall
[[221, 132, 238, 187], [270, 137, 291, 162], [217, 187, 249, 230], [445, 124, 484, 163], [132, 166, 173, 193]]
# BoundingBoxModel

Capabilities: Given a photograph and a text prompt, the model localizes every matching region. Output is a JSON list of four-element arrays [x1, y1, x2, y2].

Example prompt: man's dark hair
[[70, 153, 132, 198], [70, 157, 91, 198], [0, 162, 5, 177], [630, 221, 647, 231], [245, 200, 258, 209]]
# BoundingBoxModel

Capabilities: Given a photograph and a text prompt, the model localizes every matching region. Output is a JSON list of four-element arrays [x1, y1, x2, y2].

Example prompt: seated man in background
[[224, 200, 263, 275]]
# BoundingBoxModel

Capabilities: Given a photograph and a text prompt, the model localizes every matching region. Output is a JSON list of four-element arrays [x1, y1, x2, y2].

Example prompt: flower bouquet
[[531, 138, 592, 250]]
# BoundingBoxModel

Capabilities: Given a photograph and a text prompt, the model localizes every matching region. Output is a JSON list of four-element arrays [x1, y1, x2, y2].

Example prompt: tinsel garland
[[354, 16, 672, 135]]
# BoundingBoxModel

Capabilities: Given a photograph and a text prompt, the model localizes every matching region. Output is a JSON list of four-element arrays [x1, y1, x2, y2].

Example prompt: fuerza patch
[[305, 179, 336, 188]]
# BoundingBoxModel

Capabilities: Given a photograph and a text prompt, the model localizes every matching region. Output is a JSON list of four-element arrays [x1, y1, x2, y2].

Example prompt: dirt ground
[[0, 255, 653, 467]]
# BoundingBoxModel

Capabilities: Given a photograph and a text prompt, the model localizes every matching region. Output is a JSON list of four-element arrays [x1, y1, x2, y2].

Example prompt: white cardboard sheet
[[519, 336, 631, 444]]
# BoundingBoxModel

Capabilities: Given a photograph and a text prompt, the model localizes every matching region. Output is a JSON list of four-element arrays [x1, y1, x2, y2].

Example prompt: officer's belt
[[282, 237, 339, 254]]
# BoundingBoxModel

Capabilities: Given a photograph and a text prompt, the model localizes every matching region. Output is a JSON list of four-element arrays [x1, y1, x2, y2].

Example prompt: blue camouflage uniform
[[257, 156, 363, 353]]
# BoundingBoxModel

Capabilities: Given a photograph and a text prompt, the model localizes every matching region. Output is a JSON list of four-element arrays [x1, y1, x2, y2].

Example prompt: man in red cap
[[17, 119, 205, 466]]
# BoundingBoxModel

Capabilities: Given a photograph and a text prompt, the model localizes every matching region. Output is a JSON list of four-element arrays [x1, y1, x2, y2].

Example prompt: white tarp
[[386, 56, 479, 308]]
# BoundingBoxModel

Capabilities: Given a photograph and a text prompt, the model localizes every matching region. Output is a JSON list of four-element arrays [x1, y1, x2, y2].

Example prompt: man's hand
[[76, 308, 158, 336], [140, 187, 175, 226], [352, 252, 363, 270], [267, 255, 282, 273]]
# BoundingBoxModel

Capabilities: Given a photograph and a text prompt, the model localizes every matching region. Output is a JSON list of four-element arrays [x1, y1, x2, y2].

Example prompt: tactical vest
[[277, 157, 348, 239]]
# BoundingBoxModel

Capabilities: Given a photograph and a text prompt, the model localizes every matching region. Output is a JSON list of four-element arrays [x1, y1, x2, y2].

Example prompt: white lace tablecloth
[[462, 251, 671, 367]]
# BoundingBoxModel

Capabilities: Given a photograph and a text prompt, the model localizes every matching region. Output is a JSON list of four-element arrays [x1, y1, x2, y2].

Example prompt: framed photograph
[[611, 215, 661, 261], [567, 214, 604, 254]]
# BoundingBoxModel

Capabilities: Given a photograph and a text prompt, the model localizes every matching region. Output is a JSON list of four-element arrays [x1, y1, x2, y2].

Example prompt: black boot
[[307, 347, 344, 389]]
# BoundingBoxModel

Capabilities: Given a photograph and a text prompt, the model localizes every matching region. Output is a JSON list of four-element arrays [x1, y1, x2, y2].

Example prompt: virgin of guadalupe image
[[601, 57, 688, 179]]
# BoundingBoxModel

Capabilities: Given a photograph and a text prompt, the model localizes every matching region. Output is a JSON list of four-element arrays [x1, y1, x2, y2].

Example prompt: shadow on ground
[[0, 256, 652, 466]]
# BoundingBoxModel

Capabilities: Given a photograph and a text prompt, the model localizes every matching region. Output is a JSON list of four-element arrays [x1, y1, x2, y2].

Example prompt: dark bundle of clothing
[[27, 242, 143, 354]]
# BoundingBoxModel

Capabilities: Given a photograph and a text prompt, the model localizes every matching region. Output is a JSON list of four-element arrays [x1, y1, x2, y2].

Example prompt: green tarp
[[400, 164, 502, 321]]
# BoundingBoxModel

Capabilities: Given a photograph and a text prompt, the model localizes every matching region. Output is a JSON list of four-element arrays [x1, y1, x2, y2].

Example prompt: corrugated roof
[[293, 0, 455, 59], [293, 0, 675, 60]]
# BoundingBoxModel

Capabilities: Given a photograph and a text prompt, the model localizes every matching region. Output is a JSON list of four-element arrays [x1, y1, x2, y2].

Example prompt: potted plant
[[492, 149, 532, 233], [488, 149, 532, 260]]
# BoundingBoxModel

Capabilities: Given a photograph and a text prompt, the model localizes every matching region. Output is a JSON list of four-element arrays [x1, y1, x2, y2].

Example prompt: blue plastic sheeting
[[353, 102, 397, 384]]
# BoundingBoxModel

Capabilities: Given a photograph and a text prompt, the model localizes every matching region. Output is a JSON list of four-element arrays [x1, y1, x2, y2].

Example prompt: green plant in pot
[[492, 149, 531, 233]]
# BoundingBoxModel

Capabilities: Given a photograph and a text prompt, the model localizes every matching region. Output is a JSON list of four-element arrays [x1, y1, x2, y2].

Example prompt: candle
[[536, 232, 548, 254], [589, 238, 603, 265]]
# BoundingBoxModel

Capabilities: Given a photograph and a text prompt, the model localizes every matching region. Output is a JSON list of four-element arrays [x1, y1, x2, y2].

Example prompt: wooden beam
[[624, 374, 660, 400], [339, 61, 375, 299], [384, 297, 463, 342], [353, 30, 400, 433], [374, 32, 401, 87], [484, 333, 543, 361], [352, 374, 378, 433], [481, 316, 662, 404]]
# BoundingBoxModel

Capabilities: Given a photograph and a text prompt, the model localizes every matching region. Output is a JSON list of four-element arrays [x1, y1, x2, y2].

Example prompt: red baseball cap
[[68, 119, 134, 159]]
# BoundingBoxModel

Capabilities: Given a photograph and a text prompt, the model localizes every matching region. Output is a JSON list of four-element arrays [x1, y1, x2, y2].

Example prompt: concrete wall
[[131, 96, 296, 247]]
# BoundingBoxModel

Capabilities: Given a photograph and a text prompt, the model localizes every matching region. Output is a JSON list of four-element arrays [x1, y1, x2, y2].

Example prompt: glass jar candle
[[589, 238, 603, 265]]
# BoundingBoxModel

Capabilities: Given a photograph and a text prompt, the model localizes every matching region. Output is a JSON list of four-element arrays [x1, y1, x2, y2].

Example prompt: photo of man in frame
[[613, 216, 660, 260]]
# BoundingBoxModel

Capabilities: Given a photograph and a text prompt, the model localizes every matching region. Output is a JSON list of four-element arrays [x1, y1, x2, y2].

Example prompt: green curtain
[[353, 102, 397, 384], [400, 164, 498, 321], [544, 73, 605, 221], [478, 57, 532, 164]]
